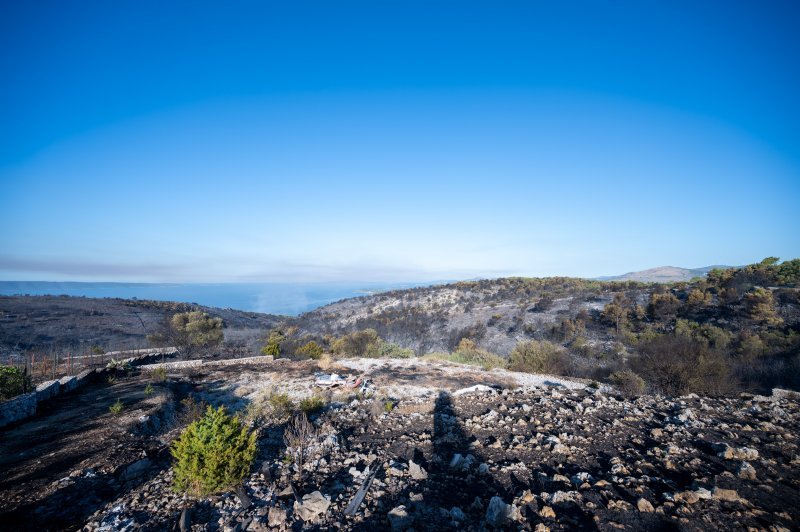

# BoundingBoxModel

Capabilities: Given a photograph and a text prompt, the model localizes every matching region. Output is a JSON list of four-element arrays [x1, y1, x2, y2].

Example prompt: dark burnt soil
[[0, 374, 185, 531]]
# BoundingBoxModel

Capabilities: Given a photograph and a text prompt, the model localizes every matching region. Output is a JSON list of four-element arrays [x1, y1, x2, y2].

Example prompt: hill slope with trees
[[283, 258, 799, 394]]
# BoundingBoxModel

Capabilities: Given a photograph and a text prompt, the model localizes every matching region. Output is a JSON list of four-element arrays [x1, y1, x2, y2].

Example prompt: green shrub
[[298, 394, 326, 415], [109, 399, 124, 415], [144, 384, 154, 395], [106, 359, 133, 372], [331, 329, 381, 358], [171, 406, 257, 496], [0, 366, 32, 401], [296, 340, 324, 360], [150, 366, 168, 382], [451, 339, 505, 369], [268, 392, 295, 416], [608, 370, 645, 396], [261, 329, 285, 357], [366, 341, 415, 359], [507, 340, 570, 375], [421, 342, 505, 370]]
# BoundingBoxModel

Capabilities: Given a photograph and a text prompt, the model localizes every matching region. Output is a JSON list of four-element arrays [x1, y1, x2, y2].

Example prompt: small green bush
[[507, 340, 570, 375], [106, 359, 133, 372], [150, 366, 168, 383], [109, 399, 124, 415], [296, 340, 324, 360], [331, 329, 381, 358], [144, 384, 154, 395], [366, 341, 415, 359], [268, 392, 295, 416], [299, 394, 326, 415], [171, 406, 257, 496], [424, 339, 505, 369], [261, 329, 285, 357], [608, 370, 646, 396], [0, 366, 32, 401]]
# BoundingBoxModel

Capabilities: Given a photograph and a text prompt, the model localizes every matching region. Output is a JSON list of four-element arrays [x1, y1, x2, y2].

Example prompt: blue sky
[[1, 1, 798, 282]]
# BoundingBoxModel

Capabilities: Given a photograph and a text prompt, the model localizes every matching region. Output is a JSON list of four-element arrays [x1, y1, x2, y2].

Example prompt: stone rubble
[[83, 383, 800, 530]]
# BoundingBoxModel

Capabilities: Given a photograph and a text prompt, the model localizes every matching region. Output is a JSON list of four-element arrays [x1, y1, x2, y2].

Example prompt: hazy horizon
[[0, 280, 443, 315], [2, 2, 798, 282]]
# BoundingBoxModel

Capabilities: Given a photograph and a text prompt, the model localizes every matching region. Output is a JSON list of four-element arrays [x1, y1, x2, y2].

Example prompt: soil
[[0, 374, 185, 531]]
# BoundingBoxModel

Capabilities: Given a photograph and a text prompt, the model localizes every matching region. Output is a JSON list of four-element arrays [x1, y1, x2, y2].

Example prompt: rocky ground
[[70, 360, 800, 532]]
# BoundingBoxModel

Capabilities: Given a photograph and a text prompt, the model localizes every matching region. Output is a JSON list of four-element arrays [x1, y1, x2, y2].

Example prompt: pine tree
[[171, 406, 257, 496]]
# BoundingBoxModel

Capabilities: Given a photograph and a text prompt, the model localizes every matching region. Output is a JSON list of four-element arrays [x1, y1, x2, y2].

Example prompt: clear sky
[[1, 1, 798, 282]]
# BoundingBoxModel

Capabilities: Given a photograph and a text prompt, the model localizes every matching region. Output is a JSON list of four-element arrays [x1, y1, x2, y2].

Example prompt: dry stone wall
[[0, 392, 36, 427], [138, 355, 273, 372], [0, 347, 177, 429]]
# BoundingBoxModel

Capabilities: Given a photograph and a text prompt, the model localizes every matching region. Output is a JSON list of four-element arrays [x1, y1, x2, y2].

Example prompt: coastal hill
[[596, 265, 731, 283]]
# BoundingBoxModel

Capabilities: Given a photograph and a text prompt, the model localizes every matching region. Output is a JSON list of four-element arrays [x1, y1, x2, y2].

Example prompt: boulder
[[387, 505, 413, 531], [485, 496, 519, 528], [737, 461, 757, 480], [713, 443, 759, 461], [293, 491, 330, 521], [712, 487, 745, 503], [408, 460, 428, 480], [267, 507, 286, 527], [637, 498, 655, 513]]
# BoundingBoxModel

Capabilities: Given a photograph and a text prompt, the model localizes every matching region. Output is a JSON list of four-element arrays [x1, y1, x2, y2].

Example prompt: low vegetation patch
[[608, 369, 646, 396], [149, 366, 168, 383], [109, 399, 124, 415], [507, 339, 571, 375], [299, 394, 326, 415], [422, 339, 506, 370], [0, 365, 32, 401]]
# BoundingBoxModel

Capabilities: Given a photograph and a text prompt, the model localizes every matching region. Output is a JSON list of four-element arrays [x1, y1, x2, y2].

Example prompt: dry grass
[[392, 401, 435, 416], [317, 353, 334, 371]]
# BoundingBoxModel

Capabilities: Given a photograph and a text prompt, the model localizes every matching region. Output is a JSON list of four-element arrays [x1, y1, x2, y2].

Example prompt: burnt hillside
[[0, 295, 281, 354]]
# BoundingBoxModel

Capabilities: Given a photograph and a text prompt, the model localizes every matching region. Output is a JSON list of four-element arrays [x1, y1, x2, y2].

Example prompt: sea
[[0, 281, 438, 316]]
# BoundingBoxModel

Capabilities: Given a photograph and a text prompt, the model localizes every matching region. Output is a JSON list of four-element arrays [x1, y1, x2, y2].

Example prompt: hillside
[[597, 265, 730, 283], [0, 295, 281, 355], [286, 259, 800, 394]]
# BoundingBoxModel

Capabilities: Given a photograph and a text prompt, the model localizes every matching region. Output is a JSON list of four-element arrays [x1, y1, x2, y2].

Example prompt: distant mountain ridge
[[597, 265, 733, 283]]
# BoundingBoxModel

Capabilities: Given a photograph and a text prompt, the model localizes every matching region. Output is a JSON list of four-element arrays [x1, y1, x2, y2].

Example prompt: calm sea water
[[0, 281, 434, 316]]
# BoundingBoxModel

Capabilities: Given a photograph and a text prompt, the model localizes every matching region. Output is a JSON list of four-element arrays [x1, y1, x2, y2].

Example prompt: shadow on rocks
[[353, 391, 517, 531]]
